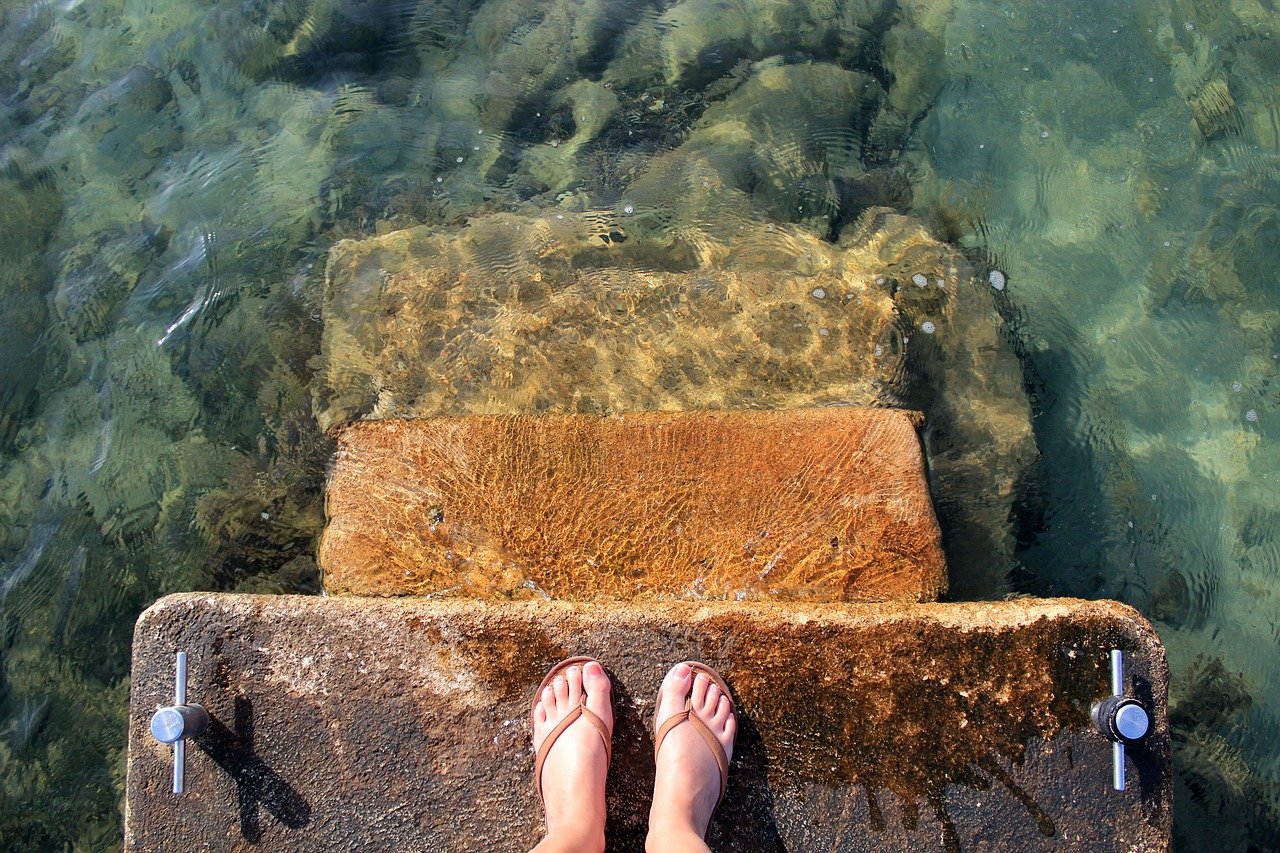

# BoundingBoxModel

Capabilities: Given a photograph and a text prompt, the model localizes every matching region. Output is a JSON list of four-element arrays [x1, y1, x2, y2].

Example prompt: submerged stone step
[[319, 407, 946, 602], [314, 209, 1038, 598], [125, 594, 1170, 851]]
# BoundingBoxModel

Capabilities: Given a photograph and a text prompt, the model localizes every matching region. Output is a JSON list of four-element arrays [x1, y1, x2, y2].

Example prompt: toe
[[656, 662, 694, 719], [582, 661, 614, 730], [696, 680, 721, 719], [566, 665, 584, 708], [691, 671, 710, 709], [553, 673, 570, 712], [721, 705, 737, 764]]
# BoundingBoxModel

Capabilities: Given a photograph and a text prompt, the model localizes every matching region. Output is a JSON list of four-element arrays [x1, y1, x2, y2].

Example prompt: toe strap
[[534, 703, 612, 805], [653, 700, 730, 807]]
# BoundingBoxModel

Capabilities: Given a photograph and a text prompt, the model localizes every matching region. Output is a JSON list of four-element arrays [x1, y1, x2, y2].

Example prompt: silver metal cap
[[1115, 702, 1150, 741], [150, 707, 187, 744]]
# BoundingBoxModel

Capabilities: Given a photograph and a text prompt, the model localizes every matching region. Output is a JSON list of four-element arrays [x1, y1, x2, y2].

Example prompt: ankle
[[537, 821, 605, 853], [649, 769, 718, 833], [645, 819, 710, 853], [545, 797, 607, 838], [647, 795, 694, 831]]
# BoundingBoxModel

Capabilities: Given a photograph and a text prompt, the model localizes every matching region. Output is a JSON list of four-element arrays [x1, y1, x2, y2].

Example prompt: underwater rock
[[0, 155, 62, 452], [0, 1, 60, 99], [52, 224, 167, 342], [1187, 77, 1242, 141], [462, 0, 642, 133], [316, 207, 1036, 596], [324, 86, 410, 173], [613, 61, 887, 230], [225, 0, 405, 83], [1166, 654, 1280, 850], [606, 0, 874, 89], [70, 66, 181, 176], [866, 0, 952, 160], [0, 2, 78, 106], [0, 150, 63, 251], [1043, 63, 1133, 144], [1132, 102, 1198, 175], [517, 79, 621, 192]]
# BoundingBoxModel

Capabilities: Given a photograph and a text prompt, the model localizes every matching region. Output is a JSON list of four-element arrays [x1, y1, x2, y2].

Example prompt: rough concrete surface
[[320, 408, 946, 602], [126, 594, 1170, 851]]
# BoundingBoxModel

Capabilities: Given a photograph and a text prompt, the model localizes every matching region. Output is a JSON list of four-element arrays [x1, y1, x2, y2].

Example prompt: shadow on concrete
[[709, 712, 787, 851], [600, 671, 785, 851], [198, 697, 311, 840]]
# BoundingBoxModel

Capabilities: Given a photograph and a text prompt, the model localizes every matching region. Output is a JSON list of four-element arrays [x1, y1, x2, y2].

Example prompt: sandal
[[531, 656, 613, 806], [652, 661, 735, 808]]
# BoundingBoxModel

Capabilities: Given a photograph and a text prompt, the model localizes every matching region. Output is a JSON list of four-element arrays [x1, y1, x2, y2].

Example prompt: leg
[[646, 664, 737, 852], [530, 661, 613, 853]]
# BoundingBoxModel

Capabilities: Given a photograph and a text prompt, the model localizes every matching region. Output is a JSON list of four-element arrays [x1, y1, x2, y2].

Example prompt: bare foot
[[531, 660, 612, 853], [646, 663, 737, 851]]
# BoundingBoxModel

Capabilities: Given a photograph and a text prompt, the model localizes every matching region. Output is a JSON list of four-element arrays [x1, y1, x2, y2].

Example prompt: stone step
[[125, 594, 1170, 851], [318, 408, 946, 602], [314, 209, 1038, 597]]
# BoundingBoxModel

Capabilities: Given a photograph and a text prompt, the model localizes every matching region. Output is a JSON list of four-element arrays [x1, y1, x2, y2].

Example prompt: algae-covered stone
[[1187, 77, 1241, 141], [464, 0, 640, 132], [868, 0, 952, 159], [518, 79, 621, 192], [0, 153, 63, 452], [574, 60, 899, 235]]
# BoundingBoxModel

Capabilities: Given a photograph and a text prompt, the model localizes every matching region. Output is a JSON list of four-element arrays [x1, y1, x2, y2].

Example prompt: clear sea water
[[1, 0, 1277, 848]]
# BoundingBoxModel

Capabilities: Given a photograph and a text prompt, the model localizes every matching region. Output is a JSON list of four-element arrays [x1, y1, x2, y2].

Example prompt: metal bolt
[[149, 651, 209, 794], [1092, 649, 1150, 791]]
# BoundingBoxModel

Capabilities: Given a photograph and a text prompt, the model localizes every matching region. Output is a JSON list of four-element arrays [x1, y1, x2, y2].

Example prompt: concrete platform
[[125, 594, 1170, 851], [319, 408, 946, 602]]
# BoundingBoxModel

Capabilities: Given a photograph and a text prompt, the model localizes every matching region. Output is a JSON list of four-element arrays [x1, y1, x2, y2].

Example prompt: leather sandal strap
[[652, 700, 730, 807], [534, 702, 612, 805]]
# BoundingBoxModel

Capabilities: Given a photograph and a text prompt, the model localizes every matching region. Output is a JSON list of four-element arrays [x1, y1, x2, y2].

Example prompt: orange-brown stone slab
[[319, 407, 945, 602], [125, 594, 1171, 851]]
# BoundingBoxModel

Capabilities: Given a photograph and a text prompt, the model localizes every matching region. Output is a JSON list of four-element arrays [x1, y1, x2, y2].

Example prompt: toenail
[[584, 661, 603, 677], [675, 663, 691, 677]]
